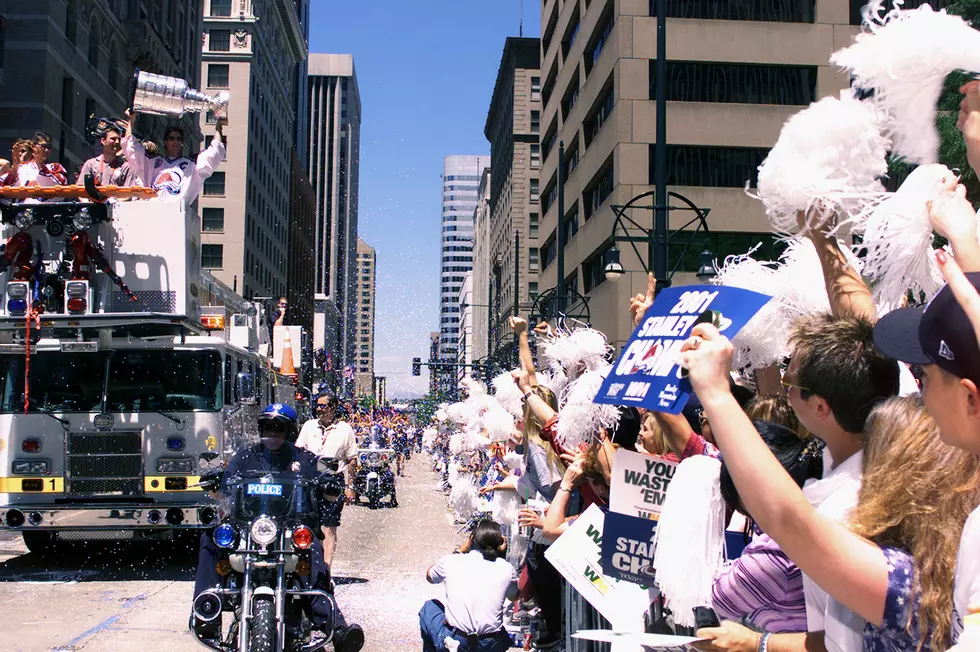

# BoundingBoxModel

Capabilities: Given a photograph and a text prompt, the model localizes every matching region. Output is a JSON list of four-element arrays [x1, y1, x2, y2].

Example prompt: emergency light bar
[[201, 314, 225, 330]]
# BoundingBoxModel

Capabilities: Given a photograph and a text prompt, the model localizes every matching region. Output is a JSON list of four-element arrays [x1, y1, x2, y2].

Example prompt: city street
[[0, 454, 460, 652]]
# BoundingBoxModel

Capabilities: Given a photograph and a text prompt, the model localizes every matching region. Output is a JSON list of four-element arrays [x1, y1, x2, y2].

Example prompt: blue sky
[[310, 1, 541, 397]]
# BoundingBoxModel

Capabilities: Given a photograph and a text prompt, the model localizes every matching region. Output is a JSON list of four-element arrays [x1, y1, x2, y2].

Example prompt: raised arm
[[803, 213, 877, 322], [681, 324, 889, 627], [510, 316, 538, 387], [651, 411, 697, 459], [196, 119, 227, 180], [517, 373, 557, 426], [929, 182, 980, 273], [541, 450, 585, 539]]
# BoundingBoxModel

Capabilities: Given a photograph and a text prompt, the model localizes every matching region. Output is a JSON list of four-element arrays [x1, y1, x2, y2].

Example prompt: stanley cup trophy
[[129, 68, 230, 119]]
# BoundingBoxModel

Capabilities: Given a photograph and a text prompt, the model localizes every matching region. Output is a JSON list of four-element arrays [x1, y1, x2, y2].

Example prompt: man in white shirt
[[296, 391, 357, 569], [774, 313, 900, 651], [421, 519, 517, 652]]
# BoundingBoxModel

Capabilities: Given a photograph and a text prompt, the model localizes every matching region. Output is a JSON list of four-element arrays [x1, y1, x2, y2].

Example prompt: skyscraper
[[199, 0, 308, 300], [354, 238, 377, 397], [307, 54, 362, 395], [438, 155, 490, 390]]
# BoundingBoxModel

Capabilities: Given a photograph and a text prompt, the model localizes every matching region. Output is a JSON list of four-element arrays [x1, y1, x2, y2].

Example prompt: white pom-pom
[[482, 404, 516, 442], [555, 365, 621, 449], [459, 376, 487, 396], [449, 477, 481, 521], [422, 427, 438, 451], [653, 456, 727, 628], [541, 328, 611, 388], [492, 490, 521, 527], [492, 369, 524, 418], [847, 163, 956, 311], [503, 452, 524, 471], [712, 247, 784, 371], [753, 90, 890, 233], [776, 238, 835, 321], [831, 3, 980, 164]]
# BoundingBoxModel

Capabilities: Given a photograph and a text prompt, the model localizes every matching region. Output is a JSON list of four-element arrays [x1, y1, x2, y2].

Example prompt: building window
[[562, 8, 581, 59], [531, 76, 541, 102], [530, 110, 540, 134], [562, 73, 580, 120], [542, 123, 557, 162], [529, 213, 539, 238], [562, 207, 579, 245], [202, 207, 224, 232], [210, 29, 231, 52], [584, 80, 615, 148], [529, 248, 539, 273], [203, 171, 226, 196], [210, 0, 232, 17], [529, 281, 539, 299], [529, 179, 539, 203], [88, 20, 100, 67], [564, 144, 580, 179], [202, 244, 223, 269], [205, 135, 227, 159], [848, 0, 951, 25], [584, 163, 614, 220], [586, 10, 614, 75], [649, 145, 770, 188], [542, 233, 557, 270], [583, 244, 613, 293], [660, 0, 816, 22], [649, 61, 817, 105], [207, 64, 230, 88], [530, 144, 540, 169]]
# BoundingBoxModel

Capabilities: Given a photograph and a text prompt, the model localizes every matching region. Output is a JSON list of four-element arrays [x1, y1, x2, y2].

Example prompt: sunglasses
[[166, 136, 184, 142], [262, 423, 287, 433], [35, 143, 52, 150], [779, 377, 809, 396]]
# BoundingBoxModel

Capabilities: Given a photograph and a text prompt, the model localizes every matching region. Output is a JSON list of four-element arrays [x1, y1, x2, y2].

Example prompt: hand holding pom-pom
[[927, 183, 976, 243]]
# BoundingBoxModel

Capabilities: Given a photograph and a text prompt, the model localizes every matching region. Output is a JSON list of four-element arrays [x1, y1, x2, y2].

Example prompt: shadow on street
[[0, 539, 197, 583]]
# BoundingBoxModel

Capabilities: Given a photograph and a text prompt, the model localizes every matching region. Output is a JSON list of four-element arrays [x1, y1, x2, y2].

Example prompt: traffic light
[[412, 358, 421, 376]]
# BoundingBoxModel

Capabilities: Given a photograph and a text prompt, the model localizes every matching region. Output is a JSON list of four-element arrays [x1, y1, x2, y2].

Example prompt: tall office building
[[484, 37, 542, 362], [199, 0, 308, 302], [438, 154, 490, 392], [471, 168, 492, 364], [307, 54, 362, 395], [354, 238, 377, 397], [1, 1, 203, 174], [456, 272, 474, 384], [537, 0, 859, 350]]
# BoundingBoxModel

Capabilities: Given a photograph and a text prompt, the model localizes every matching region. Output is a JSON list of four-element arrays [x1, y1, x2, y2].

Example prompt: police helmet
[[258, 403, 299, 441]]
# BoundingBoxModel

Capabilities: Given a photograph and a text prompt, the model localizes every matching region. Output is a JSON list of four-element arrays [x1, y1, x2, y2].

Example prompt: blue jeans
[[419, 599, 512, 652]]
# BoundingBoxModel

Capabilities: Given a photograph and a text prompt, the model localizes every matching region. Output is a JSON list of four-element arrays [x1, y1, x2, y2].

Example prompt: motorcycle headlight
[[250, 516, 278, 546], [213, 523, 237, 549]]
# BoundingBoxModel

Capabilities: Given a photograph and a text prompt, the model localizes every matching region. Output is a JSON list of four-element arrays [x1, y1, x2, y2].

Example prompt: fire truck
[[0, 191, 300, 552]]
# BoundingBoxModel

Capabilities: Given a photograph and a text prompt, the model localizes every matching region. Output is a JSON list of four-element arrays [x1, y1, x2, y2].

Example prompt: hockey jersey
[[122, 134, 225, 204]]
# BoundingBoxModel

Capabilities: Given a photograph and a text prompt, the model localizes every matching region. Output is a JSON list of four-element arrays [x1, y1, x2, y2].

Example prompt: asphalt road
[[0, 453, 462, 651]]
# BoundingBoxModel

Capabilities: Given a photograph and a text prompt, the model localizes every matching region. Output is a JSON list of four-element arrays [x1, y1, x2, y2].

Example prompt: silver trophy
[[129, 69, 230, 119]]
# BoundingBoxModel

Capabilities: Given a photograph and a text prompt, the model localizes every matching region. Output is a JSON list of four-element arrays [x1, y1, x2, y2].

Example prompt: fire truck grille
[[66, 432, 143, 496], [110, 290, 176, 313]]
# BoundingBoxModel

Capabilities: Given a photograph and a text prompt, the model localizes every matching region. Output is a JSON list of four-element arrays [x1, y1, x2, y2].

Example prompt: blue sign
[[600, 512, 754, 586], [594, 285, 771, 414], [600, 511, 658, 585]]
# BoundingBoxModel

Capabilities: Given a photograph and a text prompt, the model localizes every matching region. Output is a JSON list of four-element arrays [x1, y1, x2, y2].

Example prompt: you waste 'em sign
[[593, 285, 770, 414], [610, 448, 677, 520]]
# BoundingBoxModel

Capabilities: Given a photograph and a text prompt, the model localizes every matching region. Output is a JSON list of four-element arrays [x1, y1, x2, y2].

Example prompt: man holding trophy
[[121, 70, 229, 204]]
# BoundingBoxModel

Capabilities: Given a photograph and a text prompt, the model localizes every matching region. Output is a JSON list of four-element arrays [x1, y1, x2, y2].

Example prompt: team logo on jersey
[[152, 169, 184, 195]]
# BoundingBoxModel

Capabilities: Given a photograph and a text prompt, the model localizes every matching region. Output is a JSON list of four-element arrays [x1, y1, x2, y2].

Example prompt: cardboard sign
[[600, 510, 659, 585], [610, 449, 677, 520], [544, 504, 657, 631], [594, 285, 771, 414]]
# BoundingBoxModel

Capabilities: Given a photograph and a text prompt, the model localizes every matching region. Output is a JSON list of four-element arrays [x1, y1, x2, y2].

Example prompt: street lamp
[[603, 245, 625, 282], [696, 250, 719, 283]]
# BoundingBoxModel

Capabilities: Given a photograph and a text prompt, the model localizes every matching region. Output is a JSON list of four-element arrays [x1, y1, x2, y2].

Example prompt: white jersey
[[122, 134, 224, 204]]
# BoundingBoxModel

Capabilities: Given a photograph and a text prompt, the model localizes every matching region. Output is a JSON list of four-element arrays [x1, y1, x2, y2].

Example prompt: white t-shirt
[[953, 505, 980, 642], [295, 419, 357, 473], [427, 550, 519, 635], [802, 449, 865, 652]]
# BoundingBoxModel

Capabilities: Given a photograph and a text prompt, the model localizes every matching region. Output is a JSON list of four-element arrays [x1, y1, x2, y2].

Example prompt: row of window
[[649, 145, 769, 188], [444, 175, 481, 181], [649, 61, 817, 106], [654, 0, 816, 23]]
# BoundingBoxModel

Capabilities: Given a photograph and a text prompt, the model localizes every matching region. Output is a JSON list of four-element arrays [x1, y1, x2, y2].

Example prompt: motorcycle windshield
[[227, 472, 316, 521]]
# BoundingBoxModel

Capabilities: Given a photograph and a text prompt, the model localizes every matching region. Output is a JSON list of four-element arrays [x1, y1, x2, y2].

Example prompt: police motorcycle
[[350, 429, 397, 509], [191, 405, 354, 652]]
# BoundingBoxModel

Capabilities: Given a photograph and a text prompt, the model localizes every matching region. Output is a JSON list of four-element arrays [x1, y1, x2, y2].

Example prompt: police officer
[[192, 404, 365, 652]]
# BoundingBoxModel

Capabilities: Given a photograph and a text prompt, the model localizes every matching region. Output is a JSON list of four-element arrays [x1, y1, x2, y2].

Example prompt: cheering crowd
[[417, 5, 980, 652]]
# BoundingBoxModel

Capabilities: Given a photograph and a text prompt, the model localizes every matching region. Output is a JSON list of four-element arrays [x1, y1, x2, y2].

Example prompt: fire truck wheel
[[22, 531, 56, 555]]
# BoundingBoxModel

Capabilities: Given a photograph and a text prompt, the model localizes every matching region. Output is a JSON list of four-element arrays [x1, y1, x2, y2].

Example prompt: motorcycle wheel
[[368, 495, 378, 510], [249, 596, 276, 652]]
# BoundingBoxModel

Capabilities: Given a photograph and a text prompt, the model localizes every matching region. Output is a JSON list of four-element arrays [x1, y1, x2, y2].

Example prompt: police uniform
[[193, 440, 346, 631]]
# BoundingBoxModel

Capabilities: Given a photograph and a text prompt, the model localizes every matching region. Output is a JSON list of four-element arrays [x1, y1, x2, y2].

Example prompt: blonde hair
[[849, 396, 980, 651], [522, 384, 566, 481], [745, 394, 808, 439], [640, 412, 672, 457]]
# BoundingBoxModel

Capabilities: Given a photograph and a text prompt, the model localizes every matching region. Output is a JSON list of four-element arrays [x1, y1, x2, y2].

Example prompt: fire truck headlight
[[156, 458, 195, 474], [12, 461, 30, 474], [72, 208, 93, 231], [29, 461, 48, 475], [13, 209, 34, 231]]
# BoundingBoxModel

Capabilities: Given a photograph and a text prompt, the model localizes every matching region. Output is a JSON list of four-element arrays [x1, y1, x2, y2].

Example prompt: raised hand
[[629, 273, 656, 327]]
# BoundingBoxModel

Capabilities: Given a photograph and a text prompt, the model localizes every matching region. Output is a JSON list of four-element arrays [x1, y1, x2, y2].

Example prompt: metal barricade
[[564, 582, 612, 652]]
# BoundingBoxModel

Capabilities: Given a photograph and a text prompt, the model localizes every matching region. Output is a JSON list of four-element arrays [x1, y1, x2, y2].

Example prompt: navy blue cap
[[873, 272, 980, 386]]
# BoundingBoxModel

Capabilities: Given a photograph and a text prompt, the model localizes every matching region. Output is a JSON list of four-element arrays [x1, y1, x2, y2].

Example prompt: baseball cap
[[872, 272, 980, 386]]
